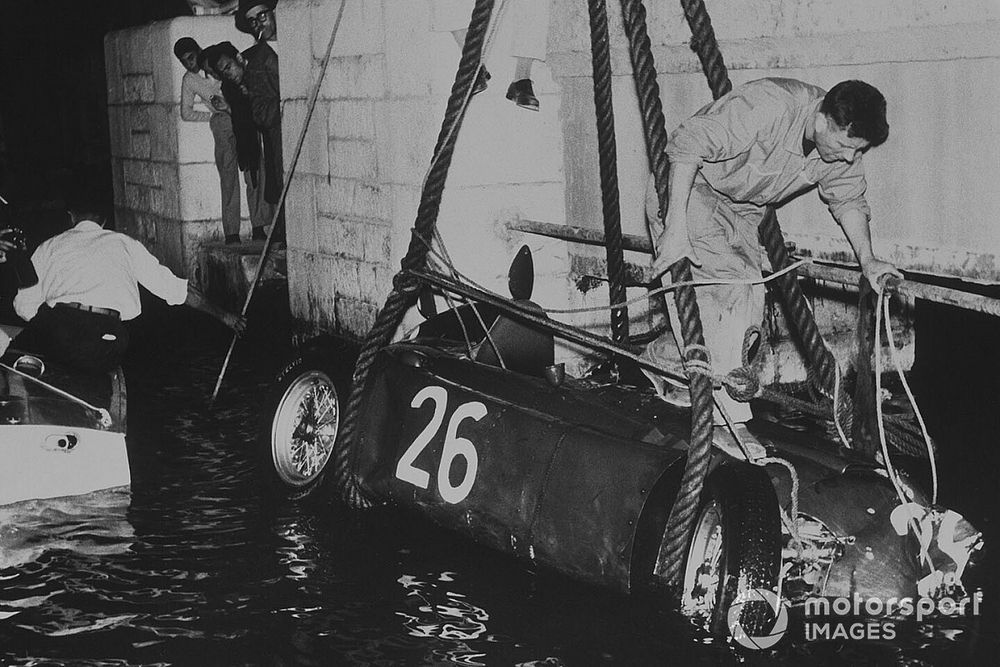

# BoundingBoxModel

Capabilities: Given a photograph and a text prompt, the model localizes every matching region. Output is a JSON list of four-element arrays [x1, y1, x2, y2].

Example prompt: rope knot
[[392, 272, 422, 294], [681, 343, 714, 383], [724, 366, 760, 402]]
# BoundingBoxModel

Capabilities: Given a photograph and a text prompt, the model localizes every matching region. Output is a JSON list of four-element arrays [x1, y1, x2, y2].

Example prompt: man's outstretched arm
[[184, 285, 247, 335], [838, 208, 903, 293]]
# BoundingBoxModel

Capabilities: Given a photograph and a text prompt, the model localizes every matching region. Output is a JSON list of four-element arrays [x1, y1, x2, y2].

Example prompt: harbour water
[[0, 292, 996, 665]]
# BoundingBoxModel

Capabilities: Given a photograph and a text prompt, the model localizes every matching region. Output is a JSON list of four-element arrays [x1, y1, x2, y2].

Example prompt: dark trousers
[[13, 305, 129, 374]]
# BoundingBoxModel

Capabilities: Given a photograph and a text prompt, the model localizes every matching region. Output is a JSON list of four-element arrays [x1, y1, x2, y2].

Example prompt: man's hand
[[860, 257, 903, 294], [210, 95, 229, 112], [651, 213, 700, 279], [0, 228, 19, 264], [224, 312, 248, 336]]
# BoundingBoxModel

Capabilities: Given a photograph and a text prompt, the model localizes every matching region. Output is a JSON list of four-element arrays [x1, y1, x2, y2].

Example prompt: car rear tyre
[[680, 462, 781, 640], [258, 353, 346, 500]]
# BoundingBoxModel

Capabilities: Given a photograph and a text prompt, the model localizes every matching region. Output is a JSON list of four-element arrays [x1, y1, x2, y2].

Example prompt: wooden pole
[[210, 0, 349, 406]]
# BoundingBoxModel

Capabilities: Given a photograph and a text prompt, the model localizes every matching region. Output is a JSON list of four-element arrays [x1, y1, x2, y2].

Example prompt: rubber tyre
[[257, 352, 347, 501], [680, 462, 781, 640]]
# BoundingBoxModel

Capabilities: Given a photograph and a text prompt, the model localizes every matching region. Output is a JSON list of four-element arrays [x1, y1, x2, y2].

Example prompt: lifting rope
[[332, 0, 498, 508], [617, 0, 717, 591], [587, 0, 629, 349]]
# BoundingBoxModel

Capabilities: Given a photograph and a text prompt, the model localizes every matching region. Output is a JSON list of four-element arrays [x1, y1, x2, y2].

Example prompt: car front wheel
[[258, 354, 345, 500], [679, 463, 782, 641]]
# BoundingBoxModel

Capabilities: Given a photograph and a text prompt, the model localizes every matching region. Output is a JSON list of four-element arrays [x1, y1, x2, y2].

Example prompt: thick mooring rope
[[618, 0, 716, 590], [587, 0, 629, 347], [332, 0, 496, 508], [679, 0, 731, 99], [758, 208, 853, 431]]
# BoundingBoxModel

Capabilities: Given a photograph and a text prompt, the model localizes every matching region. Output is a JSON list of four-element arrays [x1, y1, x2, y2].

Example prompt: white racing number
[[394, 385, 487, 503]]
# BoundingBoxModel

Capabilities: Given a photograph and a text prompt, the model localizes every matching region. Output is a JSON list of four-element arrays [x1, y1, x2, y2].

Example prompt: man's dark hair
[[202, 42, 241, 72], [820, 80, 889, 146], [173, 37, 200, 60], [64, 181, 107, 225]]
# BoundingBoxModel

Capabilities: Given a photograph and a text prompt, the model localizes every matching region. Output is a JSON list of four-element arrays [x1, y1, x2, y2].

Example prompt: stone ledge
[[196, 241, 288, 312]]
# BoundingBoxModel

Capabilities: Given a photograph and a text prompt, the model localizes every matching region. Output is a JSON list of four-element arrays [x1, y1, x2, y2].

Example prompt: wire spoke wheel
[[667, 463, 781, 639], [681, 499, 725, 624], [270, 370, 339, 489]]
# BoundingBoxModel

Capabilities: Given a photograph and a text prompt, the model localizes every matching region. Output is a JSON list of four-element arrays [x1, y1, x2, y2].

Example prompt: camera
[[0, 227, 26, 251]]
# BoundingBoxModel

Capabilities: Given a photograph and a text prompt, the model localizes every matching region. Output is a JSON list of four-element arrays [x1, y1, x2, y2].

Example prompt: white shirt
[[181, 70, 223, 122], [13, 221, 189, 322]]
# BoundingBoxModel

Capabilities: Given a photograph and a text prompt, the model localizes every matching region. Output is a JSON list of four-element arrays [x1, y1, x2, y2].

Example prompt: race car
[[257, 248, 982, 640]]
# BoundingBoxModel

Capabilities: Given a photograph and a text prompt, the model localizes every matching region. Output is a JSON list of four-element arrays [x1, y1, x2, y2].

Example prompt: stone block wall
[[280, 0, 570, 346], [105, 17, 253, 283]]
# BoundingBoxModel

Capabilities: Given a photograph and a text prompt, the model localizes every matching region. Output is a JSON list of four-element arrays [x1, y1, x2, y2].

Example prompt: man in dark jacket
[[201, 42, 281, 239], [234, 0, 284, 242]]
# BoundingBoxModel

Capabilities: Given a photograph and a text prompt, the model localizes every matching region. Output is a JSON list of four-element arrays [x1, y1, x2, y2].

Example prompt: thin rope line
[[881, 293, 938, 504], [875, 289, 932, 570], [544, 259, 811, 314], [1, 360, 112, 428]]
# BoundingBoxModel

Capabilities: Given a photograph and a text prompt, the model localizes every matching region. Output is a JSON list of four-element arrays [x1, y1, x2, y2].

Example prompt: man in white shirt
[[12, 189, 246, 373], [175, 37, 242, 245]]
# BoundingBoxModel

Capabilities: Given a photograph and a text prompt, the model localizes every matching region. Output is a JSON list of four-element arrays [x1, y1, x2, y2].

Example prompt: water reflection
[[0, 487, 134, 571]]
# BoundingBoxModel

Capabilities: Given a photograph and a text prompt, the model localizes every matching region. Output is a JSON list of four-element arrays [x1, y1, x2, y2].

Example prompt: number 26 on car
[[394, 385, 488, 504]]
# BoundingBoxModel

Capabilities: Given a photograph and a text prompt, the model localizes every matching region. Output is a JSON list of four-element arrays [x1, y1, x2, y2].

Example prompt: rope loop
[[741, 324, 763, 367], [754, 455, 803, 555]]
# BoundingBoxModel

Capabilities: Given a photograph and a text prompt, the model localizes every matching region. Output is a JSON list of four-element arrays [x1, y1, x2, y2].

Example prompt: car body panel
[[355, 343, 688, 592]]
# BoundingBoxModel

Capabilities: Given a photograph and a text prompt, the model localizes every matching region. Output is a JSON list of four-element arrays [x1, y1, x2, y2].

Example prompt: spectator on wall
[[203, 42, 274, 244], [174, 38, 242, 245], [234, 0, 283, 243]]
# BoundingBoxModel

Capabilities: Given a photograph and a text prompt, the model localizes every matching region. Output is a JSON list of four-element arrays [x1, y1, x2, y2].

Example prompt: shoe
[[224, 234, 240, 245], [472, 67, 490, 96], [506, 79, 539, 111], [251, 227, 267, 241], [713, 423, 767, 461]]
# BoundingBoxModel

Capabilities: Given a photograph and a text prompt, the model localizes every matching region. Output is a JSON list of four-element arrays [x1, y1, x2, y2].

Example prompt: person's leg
[[249, 156, 275, 241], [675, 183, 766, 425], [645, 177, 766, 462], [211, 114, 241, 243], [14, 306, 127, 374], [429, 0, 489, 95], [428, 0, 473, 34], [506, 0, 549, 110]]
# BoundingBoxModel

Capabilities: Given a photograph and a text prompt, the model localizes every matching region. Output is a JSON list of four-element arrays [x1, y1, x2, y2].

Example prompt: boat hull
[[0, 425, 130, 505]]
